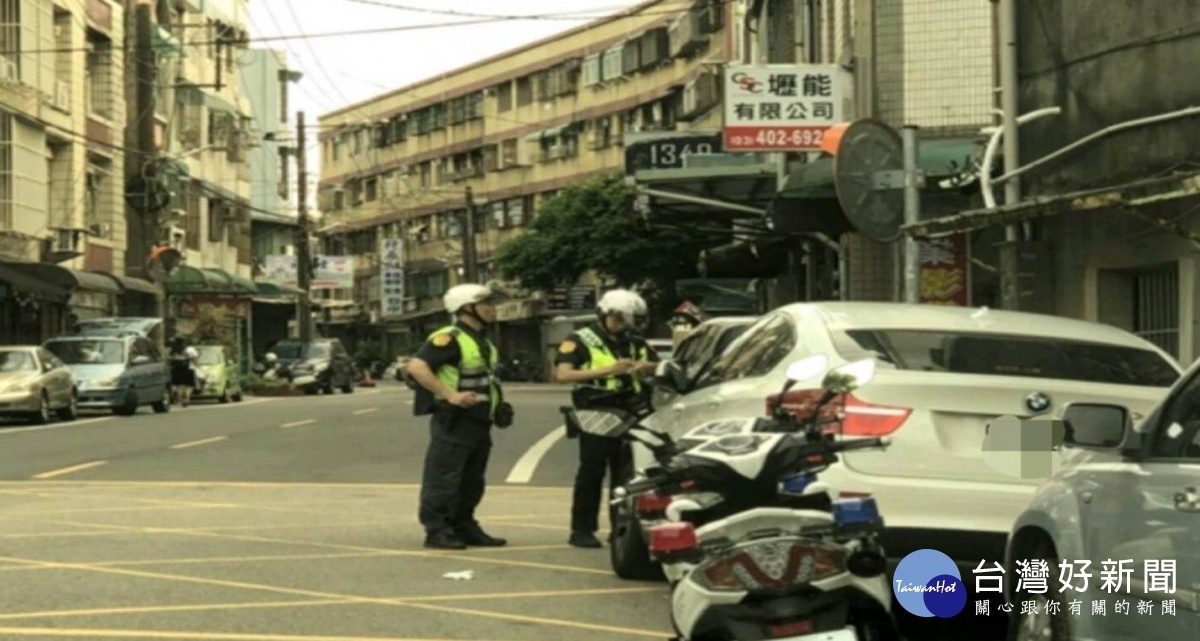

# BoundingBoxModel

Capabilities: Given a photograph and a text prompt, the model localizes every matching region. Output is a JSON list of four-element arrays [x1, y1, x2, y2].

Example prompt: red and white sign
[[723, 64, 846, 152]]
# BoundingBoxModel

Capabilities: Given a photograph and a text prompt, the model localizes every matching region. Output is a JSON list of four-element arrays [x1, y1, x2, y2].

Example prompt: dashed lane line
[[279, 419, 316, 429], [351, 407, 377, 415], [30, 460, 107, 480], [168, 436, 227, 450]]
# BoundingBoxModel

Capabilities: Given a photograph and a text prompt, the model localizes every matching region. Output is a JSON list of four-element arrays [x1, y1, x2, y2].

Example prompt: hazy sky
[[247, 0, 648, 194]]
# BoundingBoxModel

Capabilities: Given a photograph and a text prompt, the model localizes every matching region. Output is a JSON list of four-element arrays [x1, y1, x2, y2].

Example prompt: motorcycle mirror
[[655, 360, 689, 393], [773, 355, 830, 412], [821, 358, 877, 394]]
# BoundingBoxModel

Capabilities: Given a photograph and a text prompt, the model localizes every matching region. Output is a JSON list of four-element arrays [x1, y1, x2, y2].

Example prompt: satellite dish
[[833, 119, 906, 243]]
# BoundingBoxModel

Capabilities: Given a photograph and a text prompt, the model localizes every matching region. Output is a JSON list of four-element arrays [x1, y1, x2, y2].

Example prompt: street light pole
[[295, 111, 313, 341], [999, 0, 1022, 310]]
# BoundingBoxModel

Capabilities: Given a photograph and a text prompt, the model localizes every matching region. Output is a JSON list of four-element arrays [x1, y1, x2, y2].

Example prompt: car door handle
[[1174, 487, 1200, 513]]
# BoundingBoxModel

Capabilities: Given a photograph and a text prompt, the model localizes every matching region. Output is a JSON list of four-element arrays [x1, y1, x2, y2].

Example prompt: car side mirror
[[654, 360, 689, 393], [1062, 403, 1131, 449], [130, 355, 151, 366]]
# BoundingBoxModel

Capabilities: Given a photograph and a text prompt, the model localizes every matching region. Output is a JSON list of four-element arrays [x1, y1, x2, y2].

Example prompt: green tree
[[493, 174, 706, 299]]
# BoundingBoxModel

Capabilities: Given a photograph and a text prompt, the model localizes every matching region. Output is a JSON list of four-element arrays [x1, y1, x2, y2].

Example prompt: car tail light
[[767, 391, 911, 436], [769, 620, 815, 638], [635, 491, 672, 517], [694, 538, 845, 592], [841, 394, 911, 436], [648, 522, 697, 557]]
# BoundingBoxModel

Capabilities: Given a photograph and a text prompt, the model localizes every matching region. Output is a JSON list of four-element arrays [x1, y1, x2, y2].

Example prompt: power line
[[337, 0, 657, 20], [0, 1, 718, 57]]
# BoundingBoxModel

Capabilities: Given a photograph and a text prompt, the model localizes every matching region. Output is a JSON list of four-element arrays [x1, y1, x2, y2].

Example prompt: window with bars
[[1133, 264, 1180, 359], [0, 0, 19, 81]]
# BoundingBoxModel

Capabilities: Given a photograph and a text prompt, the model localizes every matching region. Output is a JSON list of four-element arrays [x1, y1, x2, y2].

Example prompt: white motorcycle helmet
[[597, 288, 649, 332], [443, 283, 497, 315]]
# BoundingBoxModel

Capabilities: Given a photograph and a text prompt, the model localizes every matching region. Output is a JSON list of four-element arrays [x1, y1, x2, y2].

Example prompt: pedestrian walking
[[554, 289, 659, 548], [168, 336, 198, 407], [408, 282, 515, 550]]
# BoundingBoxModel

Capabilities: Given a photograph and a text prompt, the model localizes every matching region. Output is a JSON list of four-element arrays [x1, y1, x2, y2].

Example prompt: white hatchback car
[[611, 302, 1182, 578]]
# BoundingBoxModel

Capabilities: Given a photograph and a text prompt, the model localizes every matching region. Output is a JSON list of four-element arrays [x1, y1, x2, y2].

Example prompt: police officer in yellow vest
[[554, 289, 660, 548], [408, 283, 513, 550]]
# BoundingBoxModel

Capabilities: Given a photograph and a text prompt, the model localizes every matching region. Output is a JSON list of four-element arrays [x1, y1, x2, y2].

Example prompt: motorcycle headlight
[[693, 538, 845, 593]]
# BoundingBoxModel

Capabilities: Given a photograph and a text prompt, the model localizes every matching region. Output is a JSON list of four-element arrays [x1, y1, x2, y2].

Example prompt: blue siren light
[[780, 473, 815, 495], [833, 497, 880, 525]]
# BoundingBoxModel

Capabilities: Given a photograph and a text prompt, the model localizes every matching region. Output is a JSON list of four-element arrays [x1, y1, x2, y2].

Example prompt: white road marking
[[506, 424, 567, 484], [280, 419, 316, 429], [31, 460, 108, 479], [352, 407, 378, 415], [169, 436, 227, 450], [183, 398, 273, 411], [0, 416, 113, 436]]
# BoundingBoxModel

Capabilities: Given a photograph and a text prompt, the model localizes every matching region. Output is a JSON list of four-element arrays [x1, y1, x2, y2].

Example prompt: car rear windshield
[[832, 329, 1180, 387], [45, 340, 125, 365], [273, 342, 329, 360]]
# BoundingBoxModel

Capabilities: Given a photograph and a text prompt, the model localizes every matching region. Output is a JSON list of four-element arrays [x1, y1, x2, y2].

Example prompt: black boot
[[458, 525, 507, 547], [569, 531, 602, 548], [424, 529, 467, 550]]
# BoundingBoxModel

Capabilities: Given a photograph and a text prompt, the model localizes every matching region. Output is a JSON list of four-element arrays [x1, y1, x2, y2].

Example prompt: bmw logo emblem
[[1025, 392, 1051, 413]]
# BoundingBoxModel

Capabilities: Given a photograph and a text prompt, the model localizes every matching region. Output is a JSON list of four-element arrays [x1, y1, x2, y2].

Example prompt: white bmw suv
[[607, 301, 1182, 580]]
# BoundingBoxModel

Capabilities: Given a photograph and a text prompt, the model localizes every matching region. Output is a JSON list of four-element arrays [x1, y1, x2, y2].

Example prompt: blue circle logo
[[892, 549, 967, 618]]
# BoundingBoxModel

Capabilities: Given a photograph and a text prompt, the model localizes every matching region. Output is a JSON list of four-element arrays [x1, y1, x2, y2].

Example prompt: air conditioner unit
[[0, 58, 16, 82], [668, 9, 707, 58], [87, 222, 110, 237], [546, 145, 566, 161], [51, 79, 69, 110], [680, 71, 720, 120]]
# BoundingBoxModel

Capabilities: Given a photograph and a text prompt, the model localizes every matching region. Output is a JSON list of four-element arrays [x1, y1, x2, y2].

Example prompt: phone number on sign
[[725, 127, 828, 149]]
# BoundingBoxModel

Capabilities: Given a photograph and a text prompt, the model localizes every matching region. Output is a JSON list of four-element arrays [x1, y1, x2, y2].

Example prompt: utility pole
[[129, 3, 156, 281], [901, 126, 923, 303], [462, 185, 479, 283], [295, 111, 313, 341], [999, 0, 1021, 310]]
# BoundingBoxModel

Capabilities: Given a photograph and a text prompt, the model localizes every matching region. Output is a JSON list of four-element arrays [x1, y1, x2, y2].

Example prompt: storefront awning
[[903, 169, 1200, 239], [632, 162, 780, 220], [166, 266, 258, 296], [0, 262, 71, 302], [0, 262, 121, 294], [775, 136, 983, 202], [254, 281, 304, 297], [103, 273, 162, 296]]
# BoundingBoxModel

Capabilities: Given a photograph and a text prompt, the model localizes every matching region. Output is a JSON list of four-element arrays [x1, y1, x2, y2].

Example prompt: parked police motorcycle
[[562, 355, 899, 641]]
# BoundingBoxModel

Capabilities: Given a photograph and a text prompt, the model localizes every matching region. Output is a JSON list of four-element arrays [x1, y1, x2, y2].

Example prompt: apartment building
[[241, 46, 303, 356], [0, 0, 152, 344], [317, 0, 732, 364], [715, 0, 995, 307], [142, 0, 258, 349]]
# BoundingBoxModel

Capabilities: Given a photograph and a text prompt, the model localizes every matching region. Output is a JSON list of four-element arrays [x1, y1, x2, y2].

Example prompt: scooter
[[563, 355, 900, 641]]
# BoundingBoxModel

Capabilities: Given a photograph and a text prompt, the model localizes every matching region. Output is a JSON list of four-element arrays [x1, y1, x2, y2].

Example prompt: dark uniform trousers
[[419, 405, 493, 535], [571, 428, 627, 534]]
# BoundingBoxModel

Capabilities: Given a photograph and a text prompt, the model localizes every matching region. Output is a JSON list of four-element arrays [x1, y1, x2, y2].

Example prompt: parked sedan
[[0, 346, 78, 424], [1005, 368, 1200, 640], [610, 302, 1182, 579], [43, 335, 172, 416], [268, 338, 355, 394]]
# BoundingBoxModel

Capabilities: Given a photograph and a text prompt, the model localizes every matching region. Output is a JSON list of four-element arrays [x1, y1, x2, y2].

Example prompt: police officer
[[554, 289, 659, 548], [408, 282, 512, 550]]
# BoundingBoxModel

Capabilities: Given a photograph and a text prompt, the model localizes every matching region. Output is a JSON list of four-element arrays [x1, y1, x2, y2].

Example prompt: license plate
[[776, 628, 859, 641]]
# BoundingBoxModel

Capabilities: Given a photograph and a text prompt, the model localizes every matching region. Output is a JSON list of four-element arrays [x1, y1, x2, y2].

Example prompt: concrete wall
[[1016, 0, 1200, 365], [1017, 0, 1200, 194]]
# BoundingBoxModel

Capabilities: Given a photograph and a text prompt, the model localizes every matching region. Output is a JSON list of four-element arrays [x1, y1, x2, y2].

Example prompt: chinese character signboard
[[379, 237, 406, 318], [263, 255, 355, 290], [920, 233, 970, 306], [723, 64, 845, 152]]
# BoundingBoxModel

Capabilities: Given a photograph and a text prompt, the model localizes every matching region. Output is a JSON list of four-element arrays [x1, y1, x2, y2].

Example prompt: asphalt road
[[0, 381, 1009, 641]]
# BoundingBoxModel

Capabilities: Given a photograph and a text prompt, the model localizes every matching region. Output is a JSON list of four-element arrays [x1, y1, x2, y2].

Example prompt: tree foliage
[[493, 174, 704, 294]]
